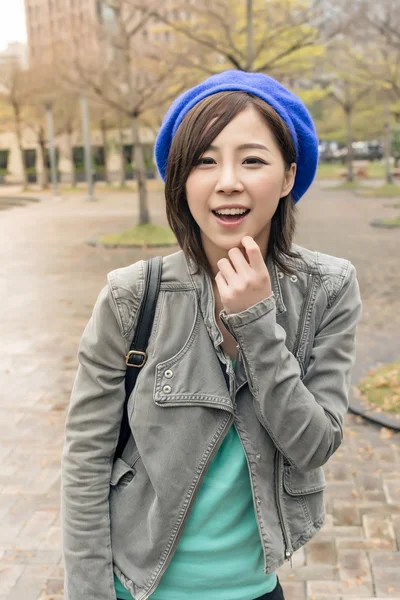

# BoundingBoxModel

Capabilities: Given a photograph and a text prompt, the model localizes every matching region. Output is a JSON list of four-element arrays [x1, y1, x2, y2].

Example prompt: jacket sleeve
[[220, 264, 362, 473], [61, 269, 142, 600]]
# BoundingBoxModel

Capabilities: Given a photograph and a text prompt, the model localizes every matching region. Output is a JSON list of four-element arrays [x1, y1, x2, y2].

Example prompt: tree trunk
[[100, 119, 109, 184], [345, 106, 354, 182], [12, 102, 28, 189], [246, 0, 253, 71], [383, 101, 393, 185], [131, 114, 150, 224], [118, 119, 126, 187], [66, 127, 76, 187], [37, 128, 49, 190]]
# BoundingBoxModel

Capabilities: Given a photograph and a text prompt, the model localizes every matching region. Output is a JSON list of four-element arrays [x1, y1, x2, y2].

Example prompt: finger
[[241, 236, 266, 271], [217, 257, 239, 282], [215, 271, 229, 296], [227, 247, 252, 277]]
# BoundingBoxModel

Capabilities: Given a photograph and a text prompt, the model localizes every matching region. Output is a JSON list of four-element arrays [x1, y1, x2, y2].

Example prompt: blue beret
[[154, 70, 319, 203]]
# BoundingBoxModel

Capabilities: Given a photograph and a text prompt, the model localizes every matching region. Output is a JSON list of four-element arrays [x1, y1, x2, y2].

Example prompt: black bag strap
[[114, 255, 163, 461]]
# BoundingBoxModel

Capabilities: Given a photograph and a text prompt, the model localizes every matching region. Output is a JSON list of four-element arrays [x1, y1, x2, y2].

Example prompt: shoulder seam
[[107, 274, 125, 336], [107, 261, 145, 338], [330, 259, 352, 307]]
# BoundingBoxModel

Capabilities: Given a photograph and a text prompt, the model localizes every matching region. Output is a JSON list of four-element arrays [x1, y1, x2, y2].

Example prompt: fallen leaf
[[380, 427, 394, 439]]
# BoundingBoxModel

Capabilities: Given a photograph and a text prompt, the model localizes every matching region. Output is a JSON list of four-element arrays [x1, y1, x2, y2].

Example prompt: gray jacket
[[61, 244, 362, 600]]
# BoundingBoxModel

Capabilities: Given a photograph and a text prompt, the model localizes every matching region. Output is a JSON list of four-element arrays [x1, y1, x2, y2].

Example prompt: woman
[[61, 70, 362, 600]]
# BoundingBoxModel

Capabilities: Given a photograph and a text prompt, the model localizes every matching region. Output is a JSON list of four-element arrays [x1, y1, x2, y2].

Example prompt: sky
[[0, 0, 27, 52]]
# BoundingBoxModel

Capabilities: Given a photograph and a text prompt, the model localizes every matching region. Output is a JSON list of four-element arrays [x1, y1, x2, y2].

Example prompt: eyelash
[[195, 157, 267, 166]]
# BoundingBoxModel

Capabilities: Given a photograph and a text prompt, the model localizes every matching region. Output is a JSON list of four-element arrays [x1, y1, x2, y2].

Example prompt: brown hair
[[165, 91, 301, 277]]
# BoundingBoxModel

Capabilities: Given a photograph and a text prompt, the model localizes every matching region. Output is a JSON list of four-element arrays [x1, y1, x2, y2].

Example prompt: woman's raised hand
[[215, 236, 273, 315]]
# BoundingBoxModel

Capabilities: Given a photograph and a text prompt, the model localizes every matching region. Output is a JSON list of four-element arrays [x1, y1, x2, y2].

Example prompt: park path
[[0, 182, 399, 600]]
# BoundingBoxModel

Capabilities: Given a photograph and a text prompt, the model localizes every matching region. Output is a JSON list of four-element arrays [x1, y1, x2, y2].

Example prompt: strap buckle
[[125, 350, 147, 368]]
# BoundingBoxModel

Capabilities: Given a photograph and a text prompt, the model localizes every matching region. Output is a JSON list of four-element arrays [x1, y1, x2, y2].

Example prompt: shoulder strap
[[114, 255, 163, 461]]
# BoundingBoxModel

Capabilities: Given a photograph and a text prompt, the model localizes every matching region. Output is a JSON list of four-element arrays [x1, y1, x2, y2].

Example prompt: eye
[[243, 157, 267, 165], [194, 157, 215, 166]]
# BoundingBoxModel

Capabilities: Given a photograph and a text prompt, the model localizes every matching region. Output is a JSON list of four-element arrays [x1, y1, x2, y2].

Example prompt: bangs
[[168, 92, 255, 185]]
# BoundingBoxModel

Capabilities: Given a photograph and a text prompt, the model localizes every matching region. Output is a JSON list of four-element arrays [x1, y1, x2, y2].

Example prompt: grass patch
[[317, 162, 386, 180], [58, 186, 82, 192], [380, 216, 400, 226], [358, 184, 400, 197], [358, 361, 400, 414], [99, 224, 177, 247]]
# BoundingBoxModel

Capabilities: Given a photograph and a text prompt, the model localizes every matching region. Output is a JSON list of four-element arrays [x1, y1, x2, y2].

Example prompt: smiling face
[[185, 106, 296, 274]]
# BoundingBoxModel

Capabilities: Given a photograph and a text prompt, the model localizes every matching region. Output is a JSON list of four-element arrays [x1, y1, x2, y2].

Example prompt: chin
[[215, 236, 246, 251]]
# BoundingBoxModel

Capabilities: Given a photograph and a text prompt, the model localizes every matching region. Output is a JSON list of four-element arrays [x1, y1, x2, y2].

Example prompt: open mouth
[[212, 209, 250, 225]]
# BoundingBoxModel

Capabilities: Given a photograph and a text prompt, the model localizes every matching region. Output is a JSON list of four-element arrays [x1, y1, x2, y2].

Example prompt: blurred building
[[24, 0, 103, 66], [24, 0, 180, 67]]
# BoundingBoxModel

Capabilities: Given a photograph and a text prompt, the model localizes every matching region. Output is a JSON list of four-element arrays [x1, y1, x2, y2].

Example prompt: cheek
[[186, 173, 212, 209], [249, 172, 284, 199]]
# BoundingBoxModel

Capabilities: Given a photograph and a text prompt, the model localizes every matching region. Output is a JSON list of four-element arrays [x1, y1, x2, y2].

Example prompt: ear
[[280, 163, 297, 198]]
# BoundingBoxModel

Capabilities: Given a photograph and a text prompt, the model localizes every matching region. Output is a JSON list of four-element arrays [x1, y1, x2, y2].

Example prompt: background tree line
[[0, 0, 400, 222]]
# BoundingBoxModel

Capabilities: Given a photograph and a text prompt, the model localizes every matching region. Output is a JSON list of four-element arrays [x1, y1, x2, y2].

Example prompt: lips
[[212, 209, 250, 228]]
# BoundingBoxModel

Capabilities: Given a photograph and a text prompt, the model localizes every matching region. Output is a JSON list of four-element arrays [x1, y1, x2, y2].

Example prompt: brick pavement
[[0, 183, 399, 599]]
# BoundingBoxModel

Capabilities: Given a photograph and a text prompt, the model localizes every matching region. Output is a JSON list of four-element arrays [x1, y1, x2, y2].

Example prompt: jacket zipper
[[141, 410, 234, 600], [236, 428, 272, 574], [275, 450, 293, 566], [223, 318, 293, 567], [292, 273, 314, 361]]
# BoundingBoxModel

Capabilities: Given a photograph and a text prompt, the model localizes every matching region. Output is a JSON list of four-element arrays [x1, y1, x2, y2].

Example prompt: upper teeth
[[215, 208, 248, 215]]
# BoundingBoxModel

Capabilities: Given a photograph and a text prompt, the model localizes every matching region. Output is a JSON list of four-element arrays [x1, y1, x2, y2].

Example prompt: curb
[[370, 219, 400, 229], [349, 398, 400, 431], [0, 196, 40, 204], [87, 239, 178, 249]]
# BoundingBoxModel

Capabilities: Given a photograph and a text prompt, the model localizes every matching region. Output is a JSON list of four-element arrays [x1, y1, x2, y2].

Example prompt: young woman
[[61, 70, 362, 600]]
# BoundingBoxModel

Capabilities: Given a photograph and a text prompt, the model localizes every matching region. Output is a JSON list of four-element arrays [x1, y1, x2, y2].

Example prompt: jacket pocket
[[110, 457, 137, 489], [282, 465, 326, 541], [153, 303, 232, 410]]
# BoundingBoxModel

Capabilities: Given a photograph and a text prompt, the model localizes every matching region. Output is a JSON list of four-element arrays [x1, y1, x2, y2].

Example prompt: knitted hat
[[154, 70, 319, 203]]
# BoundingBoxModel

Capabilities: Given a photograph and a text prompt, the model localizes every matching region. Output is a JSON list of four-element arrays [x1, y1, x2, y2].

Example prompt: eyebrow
[[208, 143, 271, 152]]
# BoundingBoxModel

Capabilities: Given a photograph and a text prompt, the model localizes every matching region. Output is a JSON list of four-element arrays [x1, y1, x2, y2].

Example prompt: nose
[[215, 164, 244, 194]]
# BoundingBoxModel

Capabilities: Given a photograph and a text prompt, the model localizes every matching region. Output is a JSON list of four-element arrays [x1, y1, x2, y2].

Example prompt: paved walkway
[[0, 183, 399, 600]]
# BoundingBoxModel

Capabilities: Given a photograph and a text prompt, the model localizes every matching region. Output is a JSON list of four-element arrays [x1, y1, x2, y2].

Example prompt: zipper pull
[[285, 549, 293, 568]]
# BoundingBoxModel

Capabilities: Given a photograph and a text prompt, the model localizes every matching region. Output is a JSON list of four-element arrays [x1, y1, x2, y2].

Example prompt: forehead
[[210, 106, 276, 145]]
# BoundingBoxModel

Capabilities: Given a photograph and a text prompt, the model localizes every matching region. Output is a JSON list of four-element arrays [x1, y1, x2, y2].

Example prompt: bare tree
[[55, 96, 80, 187], [60, 0, 189, 224], [310, 0, 376, 183], [0, 61, 28, 188], [329, 77, 374, 182], [18, 66, 62, 190], [338, 0, 400, 182], [138, 0, 328, 77]]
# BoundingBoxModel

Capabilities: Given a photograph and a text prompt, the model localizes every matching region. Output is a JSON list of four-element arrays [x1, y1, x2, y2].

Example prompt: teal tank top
[[114, 361, 276, 600]]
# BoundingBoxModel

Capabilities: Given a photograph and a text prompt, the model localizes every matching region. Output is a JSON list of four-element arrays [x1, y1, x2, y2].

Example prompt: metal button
[[256, 454, 261, 460], [290, 275, 298, 283], [277, 272, 284, 279], [164, 370, 173, 379], [163, 385, 172, 394]]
